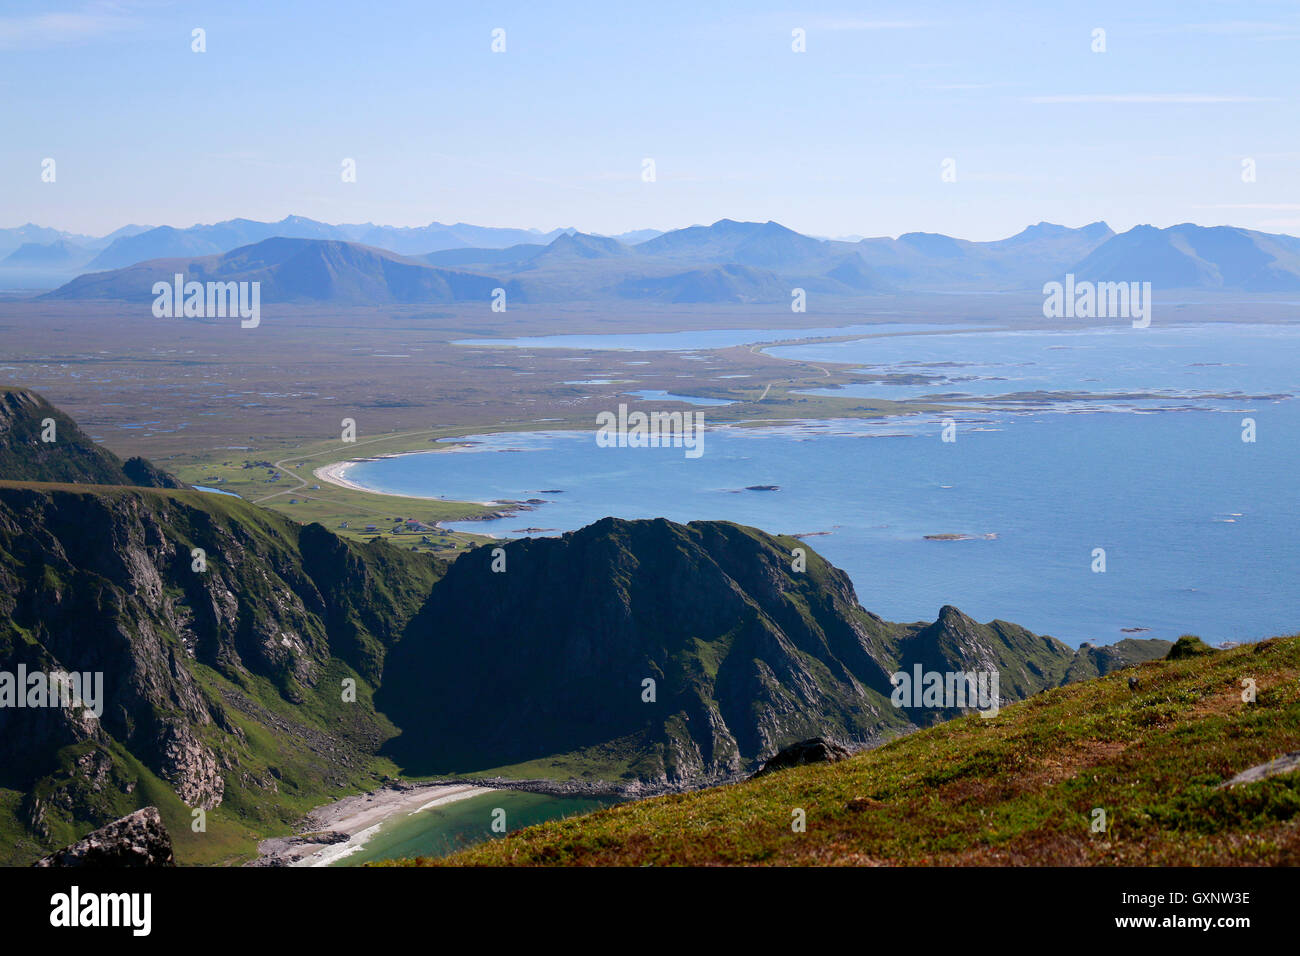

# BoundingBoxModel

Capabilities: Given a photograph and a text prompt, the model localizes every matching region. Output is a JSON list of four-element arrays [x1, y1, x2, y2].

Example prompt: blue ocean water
[[454, 321, 973, 351], [346, 323, 1299, 647], [774, 322, 1296, 401]]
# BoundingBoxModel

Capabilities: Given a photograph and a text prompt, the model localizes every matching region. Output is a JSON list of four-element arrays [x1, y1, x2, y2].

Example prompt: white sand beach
[[252, 782, 495, 867]]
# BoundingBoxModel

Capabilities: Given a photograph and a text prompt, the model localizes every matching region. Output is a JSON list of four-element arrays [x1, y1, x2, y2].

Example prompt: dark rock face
[[378, 517, 1166, 786], [122, 456, 186, 489], [379, 517, 906, 785], [0, 481, 440, 863], [754, 737, 852, 775], [0, 387, 184, 488], [34, 807, 175, 867]]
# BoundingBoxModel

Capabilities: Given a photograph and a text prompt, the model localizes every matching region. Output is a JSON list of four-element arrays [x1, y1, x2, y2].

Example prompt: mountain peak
[[0, 387, 182, 487]]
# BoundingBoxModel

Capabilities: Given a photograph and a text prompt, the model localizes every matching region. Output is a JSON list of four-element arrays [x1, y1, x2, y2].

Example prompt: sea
[[341, 321, 1299, 648]]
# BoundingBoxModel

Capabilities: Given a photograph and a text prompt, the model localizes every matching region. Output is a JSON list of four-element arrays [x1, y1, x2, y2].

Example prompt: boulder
[[34, 807, 176, 867], [754, 737, 852, 776], [1217, 751, 1300, 789]]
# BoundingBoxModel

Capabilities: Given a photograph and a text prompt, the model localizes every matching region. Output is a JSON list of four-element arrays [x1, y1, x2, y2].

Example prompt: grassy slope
[[170, 431, 498, 556], [402, 634, 1300, 866]]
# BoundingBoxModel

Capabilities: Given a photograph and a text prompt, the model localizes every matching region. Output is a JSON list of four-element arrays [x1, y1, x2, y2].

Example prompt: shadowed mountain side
[[377, 517, 1168, 785], [0, 387, 182, 488], [0, 482, 442, 863]]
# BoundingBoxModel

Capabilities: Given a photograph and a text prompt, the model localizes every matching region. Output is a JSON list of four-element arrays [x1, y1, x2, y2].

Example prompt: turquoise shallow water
[[331, 791, 616, 865], [347, 323, 1299, 647]]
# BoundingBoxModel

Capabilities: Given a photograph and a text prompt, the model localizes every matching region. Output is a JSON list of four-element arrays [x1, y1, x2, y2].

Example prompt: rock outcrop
[[1217, 751, 1300, 788], [34, 807, 175, 867], [754, 737, 852, 775], [0, 386, 184, 488]]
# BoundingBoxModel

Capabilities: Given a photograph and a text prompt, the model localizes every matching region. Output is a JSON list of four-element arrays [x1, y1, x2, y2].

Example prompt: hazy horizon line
[[6, 214, 1300, 248]]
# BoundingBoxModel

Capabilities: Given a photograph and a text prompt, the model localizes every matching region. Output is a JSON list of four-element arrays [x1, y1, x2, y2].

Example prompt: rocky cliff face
[[0, 387, 183, 487], [0, 482, 440, 863], [378, 518, 1167, 787]]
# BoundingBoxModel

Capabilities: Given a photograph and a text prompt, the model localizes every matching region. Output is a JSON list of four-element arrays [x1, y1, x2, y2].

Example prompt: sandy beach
[[312, 454, 504, 506], [251, 781, 496, 867], [311, 455, 443, 498], [312, 459, 375, 493]]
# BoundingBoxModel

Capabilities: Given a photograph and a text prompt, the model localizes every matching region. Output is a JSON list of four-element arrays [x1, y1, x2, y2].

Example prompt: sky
[[2, 0, 1298, 240]]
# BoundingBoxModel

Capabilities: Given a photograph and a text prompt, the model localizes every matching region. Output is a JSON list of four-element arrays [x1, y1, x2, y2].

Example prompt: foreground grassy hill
[[405, 634, 1300, 865]]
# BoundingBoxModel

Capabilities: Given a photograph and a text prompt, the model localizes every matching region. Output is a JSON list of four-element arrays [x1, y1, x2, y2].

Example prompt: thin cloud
[[1179, 21, 1294, 36], [810, 18, 934, 31], [929, 82, 1007, 91], [0, 2, 138, 50], [1193, 203, 1300, 211], [1027, 93, 1279, 104]]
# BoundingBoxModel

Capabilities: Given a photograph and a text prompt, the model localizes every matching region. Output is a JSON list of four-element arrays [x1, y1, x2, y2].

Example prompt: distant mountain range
[[0, 217, 640, 269], [44, 238, 526, 306], [16, 216, 1300, 303]]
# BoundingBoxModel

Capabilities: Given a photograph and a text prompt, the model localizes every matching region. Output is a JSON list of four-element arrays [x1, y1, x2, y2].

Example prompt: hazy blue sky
[[3, 0, 1298, 239]]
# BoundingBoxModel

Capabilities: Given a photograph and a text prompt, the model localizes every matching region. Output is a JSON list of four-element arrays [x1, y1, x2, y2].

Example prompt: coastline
[[250, 781, 497, 867], [247, 770, 723, 867], [312, 451, 503, 506]]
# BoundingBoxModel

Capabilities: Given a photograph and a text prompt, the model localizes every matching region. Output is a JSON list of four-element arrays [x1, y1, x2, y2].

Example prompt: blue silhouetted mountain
[[529, 231, 632, 262], [0, 239, 92, 267], [1071, 223, 1300, 291], [87, 225, 228, 269], [615, 263, 790, 303], [636, 219, 834, 269], [31, 216, 1300, 300], [85, 216, 574, 270], [853, 221, 1115, 290], [46, 237, 521, 305], [0, 223, 81, 259]]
